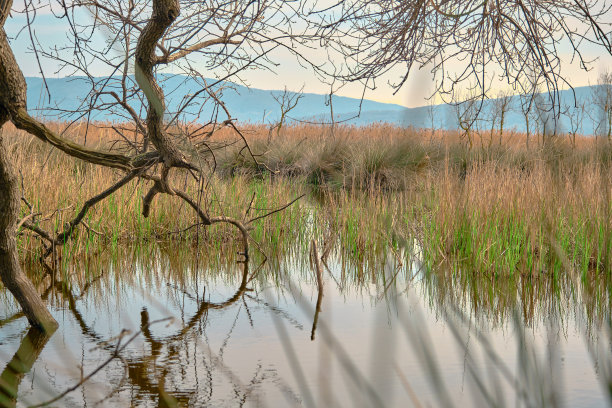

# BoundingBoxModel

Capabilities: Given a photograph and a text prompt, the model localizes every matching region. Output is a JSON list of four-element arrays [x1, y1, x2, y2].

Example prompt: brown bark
[[0, 1, 57, 331], [135, 0, 185, 167], [0, 29, 27, 112], [0, 125, 58, 332], [12, 108, 135, 170]]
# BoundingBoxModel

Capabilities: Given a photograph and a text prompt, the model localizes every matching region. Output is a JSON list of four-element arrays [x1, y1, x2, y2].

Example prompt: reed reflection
[[0, 244, 610, 406]]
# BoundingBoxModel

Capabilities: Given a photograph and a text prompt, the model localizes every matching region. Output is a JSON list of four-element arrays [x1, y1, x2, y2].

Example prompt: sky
[[5, 2, 612, 109]]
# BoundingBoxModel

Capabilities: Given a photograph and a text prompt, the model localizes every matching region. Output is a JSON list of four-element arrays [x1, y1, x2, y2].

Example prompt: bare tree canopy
[[312, 0, 612, 106], [0, 0, 315, 330]]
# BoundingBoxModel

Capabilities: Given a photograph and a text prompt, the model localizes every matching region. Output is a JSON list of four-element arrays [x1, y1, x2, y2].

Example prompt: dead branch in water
[[310, 239, 324, 341]]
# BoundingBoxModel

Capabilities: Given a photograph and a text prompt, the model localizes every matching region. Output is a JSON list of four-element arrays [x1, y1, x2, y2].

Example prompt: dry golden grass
[[3, 121, 611, 279]]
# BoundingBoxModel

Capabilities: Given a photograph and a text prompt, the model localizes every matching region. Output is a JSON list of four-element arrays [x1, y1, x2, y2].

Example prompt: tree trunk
[[0, 120, 58, 332], [0, 2, 57, 332], [499, 110, 505, 146], [606, 106, 612, 143], [135, 0, 184, 167]]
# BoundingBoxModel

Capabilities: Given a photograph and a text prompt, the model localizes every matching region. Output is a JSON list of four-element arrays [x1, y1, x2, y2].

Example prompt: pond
[[0, 245, 611, 407]]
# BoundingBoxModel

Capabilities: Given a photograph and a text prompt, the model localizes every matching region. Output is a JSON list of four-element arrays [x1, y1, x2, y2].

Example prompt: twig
[[81, 220, 104, 236], [248, 194, 304, 224], [395, 364, 425, 408], [15, 212, 40, 234], [28, 317, 173, 408]]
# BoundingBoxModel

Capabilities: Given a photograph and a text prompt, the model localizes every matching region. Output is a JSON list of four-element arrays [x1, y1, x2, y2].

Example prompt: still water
[[0, 246, 611, 407]]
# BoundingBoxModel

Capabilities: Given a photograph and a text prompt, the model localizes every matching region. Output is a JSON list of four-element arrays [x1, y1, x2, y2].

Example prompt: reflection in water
[[0, 245, 610, 406], [0, 327, 54, 407], [310, 240, 324, 341], [57, 261, 255, 407]]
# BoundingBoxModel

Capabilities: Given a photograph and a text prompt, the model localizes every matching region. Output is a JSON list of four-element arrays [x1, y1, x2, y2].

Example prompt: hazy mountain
[[25, 75, 405, 123], [334, 86, 606, 136], [25, 76, 606, 135]]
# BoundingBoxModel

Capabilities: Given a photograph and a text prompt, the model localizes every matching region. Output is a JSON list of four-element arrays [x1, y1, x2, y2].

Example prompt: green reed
[[3, 123, 611, 291]]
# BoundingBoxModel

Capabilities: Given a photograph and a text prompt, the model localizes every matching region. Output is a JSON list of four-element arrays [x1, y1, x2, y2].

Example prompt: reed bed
[[3, 121, 612, 286]]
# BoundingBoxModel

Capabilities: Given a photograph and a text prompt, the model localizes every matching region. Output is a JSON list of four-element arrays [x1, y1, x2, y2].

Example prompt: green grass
[[4, 123, 611, 304]]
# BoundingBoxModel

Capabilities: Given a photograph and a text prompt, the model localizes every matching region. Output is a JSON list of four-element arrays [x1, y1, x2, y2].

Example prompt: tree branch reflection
[[0, 327, 55, 408]]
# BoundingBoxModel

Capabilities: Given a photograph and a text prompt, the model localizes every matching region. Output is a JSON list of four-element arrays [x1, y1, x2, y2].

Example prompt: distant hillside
[[25, 76, 606, 135], [334, 86, 606, 136], [25, 75, 405, 125]]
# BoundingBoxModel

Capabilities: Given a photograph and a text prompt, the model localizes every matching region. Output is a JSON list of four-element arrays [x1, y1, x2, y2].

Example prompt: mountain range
[[24, 76, 608, 135]]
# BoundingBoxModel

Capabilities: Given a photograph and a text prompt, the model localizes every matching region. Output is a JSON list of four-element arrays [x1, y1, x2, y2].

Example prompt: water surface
[[0, 247, 610, 407]]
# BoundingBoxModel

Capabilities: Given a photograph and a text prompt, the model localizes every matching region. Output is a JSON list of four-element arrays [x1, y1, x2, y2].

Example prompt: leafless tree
[[268, 86, 304, 142], [520, 93, 536, 149], [453, 88, 483, 150], [326, 84, 337, 137], [517, 67, 544, 150], [492, 91, 513, 146], [563, 100, 586, 148], [426, 96, 437, 143], [533, 93, 557, 145], [591, 70, 612, 142], [0, 0, 315, 331], [313, 1, 612, 113]]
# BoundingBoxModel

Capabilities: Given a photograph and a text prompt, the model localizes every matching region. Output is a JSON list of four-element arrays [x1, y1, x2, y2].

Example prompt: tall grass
[[3, 121, 612, 285]]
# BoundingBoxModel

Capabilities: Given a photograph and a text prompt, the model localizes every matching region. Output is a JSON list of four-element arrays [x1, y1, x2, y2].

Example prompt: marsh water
[[1, 244, 611, 407]]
